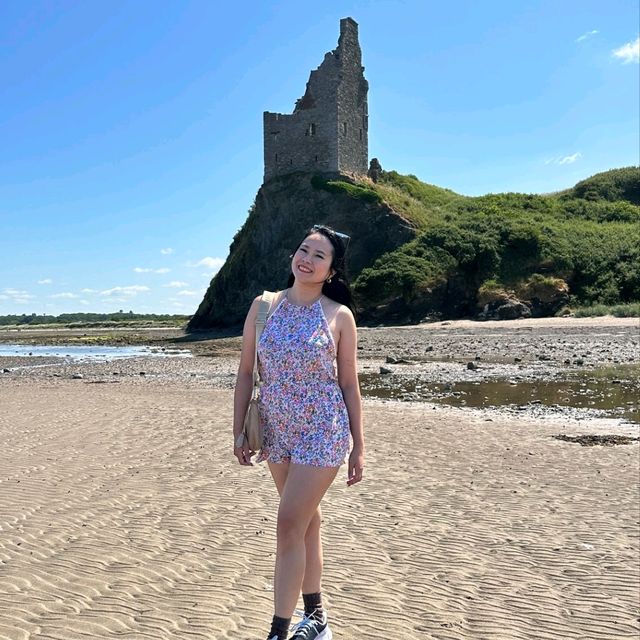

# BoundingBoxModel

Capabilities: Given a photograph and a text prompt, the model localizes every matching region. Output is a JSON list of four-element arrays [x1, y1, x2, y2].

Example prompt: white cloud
[[50, 292, 79, 299], [1, 288, 35, 303], [612, 36, 640, 64], [81, 288, 97, 293], [37, 278, 53, 285], [134, 267, 171, 274], [163, 281, 189, 288], [160, 248, 174, 255], [177, 289, 200, 296], [576, 30, 598, 43], [187, 257, 225, 273], [545, 152, 582, 166], [558, 152, 581, 165], [100, 285, 150, 297]]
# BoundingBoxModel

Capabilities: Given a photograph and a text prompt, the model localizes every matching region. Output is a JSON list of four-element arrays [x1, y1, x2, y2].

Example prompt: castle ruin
[[263, 17, 369, 181]]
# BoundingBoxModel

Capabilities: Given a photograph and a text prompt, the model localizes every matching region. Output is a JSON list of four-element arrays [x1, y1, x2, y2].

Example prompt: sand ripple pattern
[[0, 382, 638, 639]]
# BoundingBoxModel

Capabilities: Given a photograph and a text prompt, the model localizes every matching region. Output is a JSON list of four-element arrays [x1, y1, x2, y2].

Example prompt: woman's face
[[291, 232, 335, 284]]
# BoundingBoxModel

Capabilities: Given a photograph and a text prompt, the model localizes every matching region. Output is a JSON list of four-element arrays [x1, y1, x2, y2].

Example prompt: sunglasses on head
[[311, 224, 351, 250]]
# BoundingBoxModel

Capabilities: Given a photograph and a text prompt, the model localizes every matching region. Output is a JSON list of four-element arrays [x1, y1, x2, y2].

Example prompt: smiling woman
[[232, 224, 364, 640]]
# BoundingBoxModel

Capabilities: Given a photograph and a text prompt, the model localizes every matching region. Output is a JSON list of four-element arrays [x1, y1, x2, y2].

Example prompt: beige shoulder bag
[[242, 290, 276, 451]]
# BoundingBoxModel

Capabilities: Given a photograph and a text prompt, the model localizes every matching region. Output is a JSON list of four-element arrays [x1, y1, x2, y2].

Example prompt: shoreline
[[1, 315, 638, 427], [0, 314, 637, 346]]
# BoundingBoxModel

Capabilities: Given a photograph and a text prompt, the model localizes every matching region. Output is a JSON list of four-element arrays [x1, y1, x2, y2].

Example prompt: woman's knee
[[276, 508, 309, 544], [304, 507, 321, 539]]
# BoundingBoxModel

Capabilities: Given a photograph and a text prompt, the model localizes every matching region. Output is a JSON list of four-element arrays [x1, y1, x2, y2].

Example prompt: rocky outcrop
[[517, 275, 570, 317], [187, 173, 416, 331]]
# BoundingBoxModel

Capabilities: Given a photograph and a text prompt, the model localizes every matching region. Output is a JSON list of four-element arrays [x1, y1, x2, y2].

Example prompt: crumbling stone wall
[[263, 17, 368, 181]]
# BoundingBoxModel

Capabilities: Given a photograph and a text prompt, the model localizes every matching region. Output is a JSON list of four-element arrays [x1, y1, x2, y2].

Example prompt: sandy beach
[[0, 317, 638, 639]]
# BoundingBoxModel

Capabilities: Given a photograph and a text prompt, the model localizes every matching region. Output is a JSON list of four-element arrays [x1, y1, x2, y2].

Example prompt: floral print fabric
[[256, 295, 350, 467]]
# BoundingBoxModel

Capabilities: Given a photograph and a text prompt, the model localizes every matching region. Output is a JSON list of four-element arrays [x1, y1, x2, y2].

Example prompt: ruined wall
[[336, 18, 368, 175], [263, 17, 368, 181]]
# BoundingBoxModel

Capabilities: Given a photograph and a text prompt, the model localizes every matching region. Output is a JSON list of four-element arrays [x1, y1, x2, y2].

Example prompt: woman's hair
[[287, 224, 356, 317]]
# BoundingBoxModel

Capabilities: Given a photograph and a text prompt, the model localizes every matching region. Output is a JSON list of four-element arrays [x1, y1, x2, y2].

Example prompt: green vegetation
[[557, 166, 640, 205], [352, 167, 640, 320], [571, 303, 640, 318], [0, 312, 191, 328], [311, 175, 382, 204]]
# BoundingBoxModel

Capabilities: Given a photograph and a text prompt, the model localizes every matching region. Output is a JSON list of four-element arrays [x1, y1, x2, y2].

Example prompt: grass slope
[[351, 167, 640, 320]]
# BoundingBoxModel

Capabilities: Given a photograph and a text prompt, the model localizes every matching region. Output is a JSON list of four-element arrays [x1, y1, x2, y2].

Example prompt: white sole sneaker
[[316, 627, 332, 640]]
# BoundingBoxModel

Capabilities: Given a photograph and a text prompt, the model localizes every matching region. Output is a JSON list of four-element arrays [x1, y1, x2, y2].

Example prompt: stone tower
[[263, 17, 369, 181]]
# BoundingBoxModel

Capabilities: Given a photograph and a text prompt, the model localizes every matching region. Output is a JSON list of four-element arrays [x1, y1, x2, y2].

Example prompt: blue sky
[[1, 0, 638, 316]]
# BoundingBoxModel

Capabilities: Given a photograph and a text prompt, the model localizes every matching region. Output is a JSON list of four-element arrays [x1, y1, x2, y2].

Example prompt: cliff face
[[187, 173, 416, 331]]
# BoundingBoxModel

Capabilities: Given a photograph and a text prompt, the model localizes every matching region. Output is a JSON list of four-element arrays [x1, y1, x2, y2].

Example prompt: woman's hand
[[347, 446, 364, 486], [234, 437, 254, 466]]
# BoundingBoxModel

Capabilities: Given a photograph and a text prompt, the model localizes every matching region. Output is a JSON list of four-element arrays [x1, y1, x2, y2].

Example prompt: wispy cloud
[[545, 152, 582, 166], [50, 292, 79, 299], [1, 288, 35, 303], [100, 285, 150, 297], [133, 267, 171, 274], [163, 281, 189, 288], [576, 30, 598, 43], [160, 247, 174, 255], [612, 36, 640, 64], [187, 257, 225, 274], [81, 288, 97, 293], [37, 278, 53, 285], [177, 289, 200, 296]]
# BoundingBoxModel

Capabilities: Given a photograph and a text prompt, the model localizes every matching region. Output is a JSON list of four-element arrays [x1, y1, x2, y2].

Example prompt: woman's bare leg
[[270, 463, 339, 618], [302, 507, 322, 593], [268, 463, 324, 596]]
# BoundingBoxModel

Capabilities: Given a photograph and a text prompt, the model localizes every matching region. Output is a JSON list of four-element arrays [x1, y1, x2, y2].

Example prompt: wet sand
[[0, 316, 638, 639]]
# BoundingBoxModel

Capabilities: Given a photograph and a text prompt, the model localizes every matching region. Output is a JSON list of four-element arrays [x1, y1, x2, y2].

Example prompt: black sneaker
[[289, 610, 332, 639]]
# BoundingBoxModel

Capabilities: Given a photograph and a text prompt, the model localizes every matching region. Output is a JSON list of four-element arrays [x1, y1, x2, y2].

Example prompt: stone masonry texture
[[263, 17, 369, 181]]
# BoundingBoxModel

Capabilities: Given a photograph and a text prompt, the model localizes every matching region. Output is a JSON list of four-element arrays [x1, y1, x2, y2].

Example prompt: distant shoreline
[[0, 314, 637, 348]]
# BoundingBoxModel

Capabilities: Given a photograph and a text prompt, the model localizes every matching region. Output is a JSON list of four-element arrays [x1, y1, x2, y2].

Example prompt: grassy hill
[[349, 167, 639, 322], [188, 167, 639, 330]]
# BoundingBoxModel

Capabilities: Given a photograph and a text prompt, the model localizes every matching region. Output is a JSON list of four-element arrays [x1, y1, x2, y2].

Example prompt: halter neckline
[[284, 290, 323, 309]]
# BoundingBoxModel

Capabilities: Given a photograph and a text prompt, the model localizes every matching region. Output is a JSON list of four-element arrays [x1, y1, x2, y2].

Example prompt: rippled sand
[[0, 377, 638, 639]]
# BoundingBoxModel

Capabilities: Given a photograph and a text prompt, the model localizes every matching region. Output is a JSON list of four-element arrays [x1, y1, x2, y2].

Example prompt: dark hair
[[287, 224, 357, 318]]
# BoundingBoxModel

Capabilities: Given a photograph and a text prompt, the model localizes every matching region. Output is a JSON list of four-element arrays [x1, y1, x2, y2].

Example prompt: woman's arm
[[336, 307, 364, 485], [233, 296, 261, 465]]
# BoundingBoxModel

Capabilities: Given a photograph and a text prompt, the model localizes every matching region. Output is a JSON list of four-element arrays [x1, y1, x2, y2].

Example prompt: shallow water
[[360, 364, 640, 423], [0, 344, 192, 362]]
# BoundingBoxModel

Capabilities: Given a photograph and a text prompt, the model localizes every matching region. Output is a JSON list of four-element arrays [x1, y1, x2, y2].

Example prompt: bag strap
[[251, 290, 276, 397]]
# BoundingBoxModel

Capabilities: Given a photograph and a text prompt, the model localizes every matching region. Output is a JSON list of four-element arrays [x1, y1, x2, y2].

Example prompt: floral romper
[[255, 293, 351, 467]]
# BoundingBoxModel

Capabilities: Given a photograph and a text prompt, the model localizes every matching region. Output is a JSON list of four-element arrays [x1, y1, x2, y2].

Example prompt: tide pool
[[0, 344, 192, 362]]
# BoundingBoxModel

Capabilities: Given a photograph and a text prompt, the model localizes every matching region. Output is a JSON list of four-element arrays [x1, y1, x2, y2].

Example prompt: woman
[[233, 224, 365, 640]]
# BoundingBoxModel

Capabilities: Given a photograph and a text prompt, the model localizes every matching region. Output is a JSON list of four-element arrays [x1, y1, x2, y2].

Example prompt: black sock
[[303, 592, 324, 620], [268, 615, 291, 639]]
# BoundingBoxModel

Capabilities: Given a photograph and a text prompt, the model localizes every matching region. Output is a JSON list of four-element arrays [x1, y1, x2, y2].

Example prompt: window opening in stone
[[315, 155, 318, 162], [343, 122, 347, 134], [359, 129, 362, 140], [275, 154, 278, 162], [289, 159, 293, 165], [307, 123, 316, 136]]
